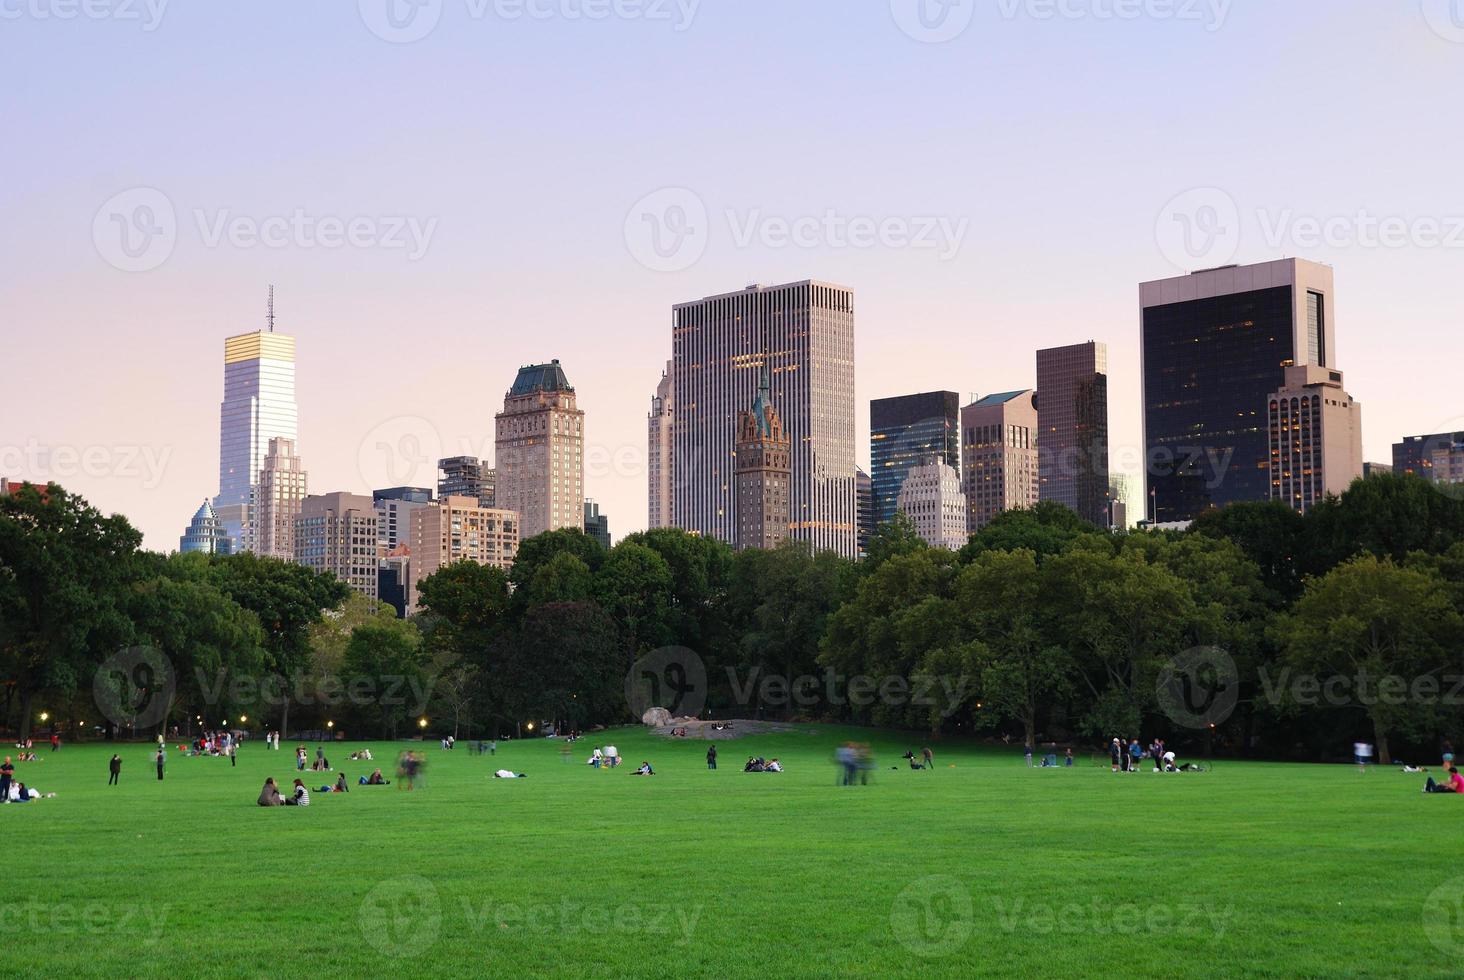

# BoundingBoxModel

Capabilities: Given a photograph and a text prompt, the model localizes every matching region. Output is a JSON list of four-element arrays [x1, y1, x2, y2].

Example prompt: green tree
[[594, 542, 674, 653], [959, 501, 1100, 564], [862, 512, 928, 570], [342, 617, 428, 739], [1190, 500, 1311, 604]]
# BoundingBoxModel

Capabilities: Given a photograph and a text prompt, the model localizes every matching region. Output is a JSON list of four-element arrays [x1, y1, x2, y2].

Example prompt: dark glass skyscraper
[[869, 391, 960, 529], [1036, 343, 1109, 527], [1141, 259, 1336, 524]]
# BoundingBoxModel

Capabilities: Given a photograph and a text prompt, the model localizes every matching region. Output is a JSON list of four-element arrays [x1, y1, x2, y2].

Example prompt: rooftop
[[509, 359, 574, 396]]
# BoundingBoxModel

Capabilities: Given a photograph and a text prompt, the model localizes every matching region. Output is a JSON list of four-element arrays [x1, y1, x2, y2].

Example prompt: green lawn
[[4, 727, 1459, 978]]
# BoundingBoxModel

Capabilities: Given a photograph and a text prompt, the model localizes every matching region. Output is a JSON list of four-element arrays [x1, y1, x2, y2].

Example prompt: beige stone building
[[495, 360, 584, 540], [896, 456, 968, 551], [406, 495, 519, 613], [961, 391, 1039, 532], [1267, 365, 1363, 513], [255, 437, 307, 560], [294, 492, 378, 599], [733, 359, 791, 551], [648, 361, 674, 529]]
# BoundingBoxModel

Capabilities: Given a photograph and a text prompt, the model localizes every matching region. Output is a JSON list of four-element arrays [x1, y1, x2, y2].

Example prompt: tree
[[488, 602, 623, 733], [862, 512, 928, 571], [617, 528, 733, 655], [594, 542, 674, 653], [341, 617, 427, 739], [1190, 500, 1311, 604], [959, 501, 1100, 564], [522, 551, 595, 606], [1306, 472, 1464, 568], [1273, 555, 1464, 764], [509, 528, 606, 594]]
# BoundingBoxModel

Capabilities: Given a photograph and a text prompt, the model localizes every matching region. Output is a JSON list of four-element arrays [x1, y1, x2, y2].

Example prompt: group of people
[[256, 776, 313, 806], [0, 756, 47, 802], [835, 742, 876, 785], [14, 735, 59, 752], [1107, 738, 1190, 772], [743, 756, 782, 772], [295, 745, 332, 772], [587, 745, 621, 768], [396, 751, 426, 789], [902, 748, 935, 770]]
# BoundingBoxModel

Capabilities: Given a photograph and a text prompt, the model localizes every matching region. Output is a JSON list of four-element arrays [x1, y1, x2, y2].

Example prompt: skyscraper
[[855, 466, 873, 559], [179, 499, 232, 554], [254, 437, 307, 560], [294, 492, 378, 600], [1037, 342, 1109, 528], [407, 496, 519, 613], [437, 457, 489, 507], [374, 486, 433, 555], [870, 391, 961, 530], [1267, 365, 1363, 513], [733, 358, 792, 551], [584, 499, 611, 549], [672, 281, 857, 558], [495, 360, 584, 540], [895, 457, 968, 551], [1141, 259, 1336, 523], [961, 390, 1039, 532], [648, 362, 674, 529], [215, 307, 298, 552]]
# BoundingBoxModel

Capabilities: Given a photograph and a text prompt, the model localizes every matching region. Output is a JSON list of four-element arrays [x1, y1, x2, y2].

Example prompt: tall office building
[[1141, 259, 1337, 523], [214, 308, 298, 552], [584, 499, 611, 549], [378, 547, 410, 618], [179, 500, 233, 554], [495, 360, 584, 540], [437, 457, 490, 507], [896, 457, 968, 551], [1267, 365, 1363, 513], [254, 437, 307, 560], [407, 496, 520, 613], [961, 391, 1040, 532], [870, 391, 960, 530], [1430, 442, 1464, 485], [733, 359, 792, 551], [1037, 342, 1109, 527], [648, 362, 674, 528], [294, 492, 378, 600], [855, 466, 873, 558], [672, 281, 857, 558], [1393, 432, 1464, 478], [374, 486, 433, 555]]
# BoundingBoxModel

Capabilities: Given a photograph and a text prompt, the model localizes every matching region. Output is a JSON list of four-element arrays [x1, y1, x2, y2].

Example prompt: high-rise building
[[255, 437, 307, 560], [648, 362, 674, 529], [733, 359, 792, 551], [378, 546, 410, 618], [855, 466, 873, 559], [214, 311, 298, 552], [1393, 433, 1464, 479], [961, 391, 1039, 532], [1107, 475, 1132, 531], [179, 499, 233, 554], [895, 457, 968, 551], [870, 391, 960, 530], [1037, 342, 1109, 527], [495, 360, 584, 541], [1267, 365, 1363, 513], [294, 492, 378, 600], [1141, 259, 1336, 523], [584, 499, 611, 549], [407, 495, 519, 613], [373, 486, 433, 556], [437, 457, 490, 507], [1429, 440, 1464, 486], [672, 281, 857, 558]]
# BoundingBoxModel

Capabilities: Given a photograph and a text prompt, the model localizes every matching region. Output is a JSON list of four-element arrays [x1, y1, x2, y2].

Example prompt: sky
[[3, 0, 1462, 551]]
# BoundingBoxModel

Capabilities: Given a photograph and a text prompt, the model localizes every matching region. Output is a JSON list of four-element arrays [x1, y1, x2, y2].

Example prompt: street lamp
[[240, 715, 247, 724], [418, 718, 428, 729], [39, 712, 49, 723]]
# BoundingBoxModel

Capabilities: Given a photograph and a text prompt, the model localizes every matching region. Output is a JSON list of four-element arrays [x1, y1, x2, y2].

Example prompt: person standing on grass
[[229, 742, 237, 768], [50, 733, 59, 752], [1443, 739, 1455, 772], [109, 754, 121, 785], [490, 740, 497, 756], [1355, 742, 1373, 773], [922, 746, 934, 770], [1025, 743, 1033, 768], [155, 748, 166, 781], [0, 756, 14, 799], [707, 744, 717, 770]]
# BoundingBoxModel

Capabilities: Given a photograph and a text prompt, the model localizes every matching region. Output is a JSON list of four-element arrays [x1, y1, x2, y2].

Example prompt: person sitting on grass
[[362, 768, 388, 785], [258, 777, 283, 806], [631, 761, 655, 776], [765, 759, 783, 773], [286, 778, 310, 806], [902, 751, 925, 770], [349, 750, 373, 762], [334, 772, 349, 793], [1424, 767, 1464, 793], [744, 757, 766, 773]]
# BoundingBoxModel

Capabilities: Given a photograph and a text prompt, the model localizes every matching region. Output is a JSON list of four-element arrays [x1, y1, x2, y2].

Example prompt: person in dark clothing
[[109, 754, 122, 785], [0, 756, 14, 799], [922, 747, 934, 770], [707, 744, 717, 770], [155, 749, 166, 781]]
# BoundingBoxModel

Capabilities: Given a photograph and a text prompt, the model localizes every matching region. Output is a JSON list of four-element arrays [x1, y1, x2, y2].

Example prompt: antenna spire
[[266, 285, 275, 333]]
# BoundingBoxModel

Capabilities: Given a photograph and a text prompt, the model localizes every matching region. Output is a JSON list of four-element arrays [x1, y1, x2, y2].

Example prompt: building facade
[[378, 547, 410, 618], [1429, 442, 1464, 486], [584, 499, 611, 549], [437, 457, 490, 507], [672, 281, 857, 558], [895, 457, 968, 551], [1267, 365, 1363, 513], [1393, 433, 1464, 479], [961, 390, 1040, 532], [870, 391, 961, 530], [294, 492, 378, 600], [1037, 342, 1109, 527], [215, 327, 298, 552], [374, 486, 432, 556], [733, 360, 792, 551], [254, 437, 307, 560], [495, 360, 584, 541], [1142, 259, 1337, 523], [407, 495, 519, 612], [179, 499, 233, 554], [855, 466, 873, 558], [648, 362, 674, 529]]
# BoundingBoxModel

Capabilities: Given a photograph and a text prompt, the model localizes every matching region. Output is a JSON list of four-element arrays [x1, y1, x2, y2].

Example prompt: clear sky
[[3, 1, 1462, 550]]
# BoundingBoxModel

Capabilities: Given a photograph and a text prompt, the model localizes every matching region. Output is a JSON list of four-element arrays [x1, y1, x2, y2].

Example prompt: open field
[[5, 726, 1460, 978]]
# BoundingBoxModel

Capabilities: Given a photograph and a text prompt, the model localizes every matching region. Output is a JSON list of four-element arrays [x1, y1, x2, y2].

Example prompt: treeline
[[5, 475, 1464, 761]]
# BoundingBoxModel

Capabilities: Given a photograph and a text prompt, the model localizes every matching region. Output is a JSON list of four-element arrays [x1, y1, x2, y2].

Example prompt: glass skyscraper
[[214, 329, 298, 552], [1036, 342, 1109, 528], [869, 391, 960, 530], [1141, 259, 1335, 524]]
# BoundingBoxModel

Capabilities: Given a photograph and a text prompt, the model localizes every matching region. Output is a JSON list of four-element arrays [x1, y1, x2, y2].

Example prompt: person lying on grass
[[494, 770, 527, 778], [257, 777, 283, 807], [1424, 767, 1464, 793]]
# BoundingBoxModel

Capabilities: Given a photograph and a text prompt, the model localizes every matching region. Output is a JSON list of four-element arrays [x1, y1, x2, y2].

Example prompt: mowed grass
[[3, 726, 1459, 978]]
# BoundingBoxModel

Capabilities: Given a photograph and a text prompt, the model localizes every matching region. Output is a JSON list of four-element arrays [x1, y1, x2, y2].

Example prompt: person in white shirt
[[589, 748, 603, 768], [604, 745, 619, 768], [494, 770, 526, 778], [288, 779, 310, 806]]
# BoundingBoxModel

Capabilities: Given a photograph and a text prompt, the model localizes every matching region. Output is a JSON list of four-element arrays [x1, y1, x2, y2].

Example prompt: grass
[[4, 726, 1459, 978]]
